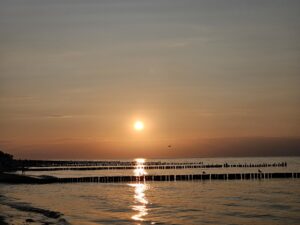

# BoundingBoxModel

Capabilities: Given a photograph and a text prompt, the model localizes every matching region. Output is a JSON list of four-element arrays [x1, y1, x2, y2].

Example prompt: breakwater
[[24, 162, 287, 171], [56, 172, 299, 183], [2, 172, 299, 184]]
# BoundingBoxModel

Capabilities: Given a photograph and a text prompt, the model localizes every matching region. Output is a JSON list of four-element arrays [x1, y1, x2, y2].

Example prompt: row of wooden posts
[[17, 160, 206, 168], [24, 161, 287, 167], [25, 162, 288, 171], [53, 172, 299, 184]]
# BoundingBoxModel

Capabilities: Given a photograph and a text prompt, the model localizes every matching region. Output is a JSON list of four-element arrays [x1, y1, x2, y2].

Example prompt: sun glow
[[134, 121, 144, 131]]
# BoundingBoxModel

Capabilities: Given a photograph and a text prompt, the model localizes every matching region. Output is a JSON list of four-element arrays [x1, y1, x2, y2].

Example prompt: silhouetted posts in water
[[23, 161, 288, 172], [53, 172, 300, 184], [3, 172, 299, 184]]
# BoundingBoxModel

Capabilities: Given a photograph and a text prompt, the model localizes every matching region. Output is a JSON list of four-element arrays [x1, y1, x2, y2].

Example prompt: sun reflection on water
[[129, 183, 149, 222], [134, 158, 148, 178], [128, 158, 151, 224]]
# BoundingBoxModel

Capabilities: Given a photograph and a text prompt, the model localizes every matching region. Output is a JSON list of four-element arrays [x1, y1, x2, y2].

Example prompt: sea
[[1, 157, 300, 225]]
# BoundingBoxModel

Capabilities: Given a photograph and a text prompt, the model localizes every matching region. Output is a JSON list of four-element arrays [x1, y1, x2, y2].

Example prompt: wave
[[0, 194, 70, 225]]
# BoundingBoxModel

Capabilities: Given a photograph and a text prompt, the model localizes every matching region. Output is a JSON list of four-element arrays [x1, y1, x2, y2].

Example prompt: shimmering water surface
[[1, 157, 300, 225]]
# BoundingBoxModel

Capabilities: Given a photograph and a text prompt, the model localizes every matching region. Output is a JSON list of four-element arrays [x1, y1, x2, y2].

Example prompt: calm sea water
[[1, 157, 300, 225]]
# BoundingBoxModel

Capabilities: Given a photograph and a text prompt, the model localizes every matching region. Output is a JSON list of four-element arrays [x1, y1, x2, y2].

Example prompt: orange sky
[[0, 0, 299, 159]]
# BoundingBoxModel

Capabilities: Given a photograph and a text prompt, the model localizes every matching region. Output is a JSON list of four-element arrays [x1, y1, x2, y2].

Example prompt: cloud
[[46, 114, 73, 119]]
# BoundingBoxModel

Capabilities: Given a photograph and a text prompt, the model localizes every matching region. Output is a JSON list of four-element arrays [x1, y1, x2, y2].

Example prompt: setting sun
[[134, 121, 144, 131]]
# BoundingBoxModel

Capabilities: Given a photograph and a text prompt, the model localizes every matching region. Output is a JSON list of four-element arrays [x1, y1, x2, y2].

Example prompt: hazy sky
[[1, 0, 300, 159]]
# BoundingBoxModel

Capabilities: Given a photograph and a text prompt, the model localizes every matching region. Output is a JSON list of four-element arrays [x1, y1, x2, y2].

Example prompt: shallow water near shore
[[1, 157, 300, 224], [1, 180, 300, 225]]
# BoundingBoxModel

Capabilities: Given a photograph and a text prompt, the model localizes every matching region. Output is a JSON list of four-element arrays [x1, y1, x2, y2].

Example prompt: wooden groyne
[[1, 172, 299, 184], [24, 162, 288, 171], [16, 159, 288, 171], [17, 160, 206, 168], [56, 172, 300, 183]]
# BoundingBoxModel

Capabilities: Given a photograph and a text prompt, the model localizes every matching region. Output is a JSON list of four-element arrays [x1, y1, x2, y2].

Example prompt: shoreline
[[0, 194, 69, 225]]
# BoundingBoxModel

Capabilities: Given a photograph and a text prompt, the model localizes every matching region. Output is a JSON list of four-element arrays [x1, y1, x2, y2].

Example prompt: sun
[[134, 121, 144, 131]]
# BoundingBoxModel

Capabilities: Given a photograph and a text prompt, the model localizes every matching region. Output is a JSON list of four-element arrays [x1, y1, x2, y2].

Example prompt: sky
[[0, 0, 300, 159]]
